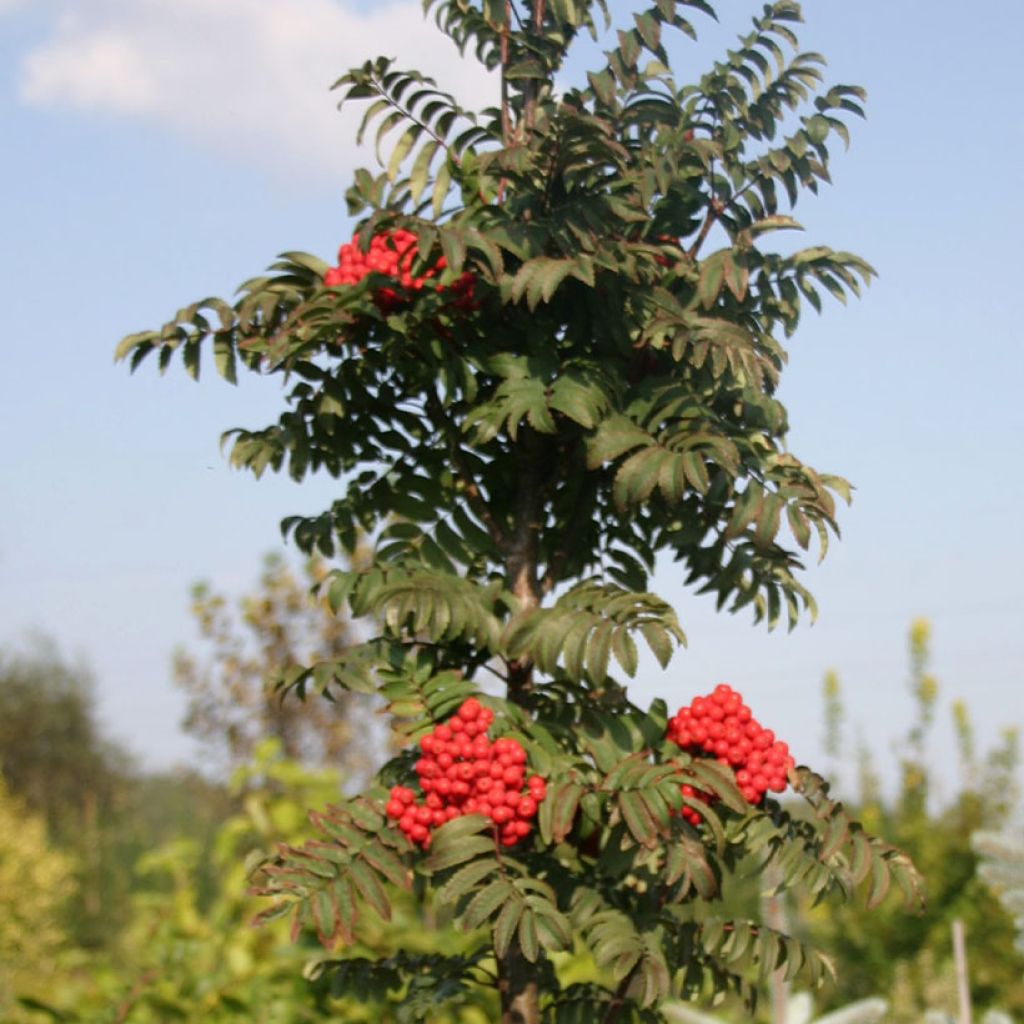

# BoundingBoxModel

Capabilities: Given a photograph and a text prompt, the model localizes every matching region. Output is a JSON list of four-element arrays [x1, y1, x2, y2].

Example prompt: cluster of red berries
[[667, 684, 794, 826], [385, 697, 547, 850], [323, 229, 477, 314]]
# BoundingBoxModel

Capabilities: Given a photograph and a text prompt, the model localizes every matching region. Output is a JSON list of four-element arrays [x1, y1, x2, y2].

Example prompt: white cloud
[[17, 0, 496, 184]]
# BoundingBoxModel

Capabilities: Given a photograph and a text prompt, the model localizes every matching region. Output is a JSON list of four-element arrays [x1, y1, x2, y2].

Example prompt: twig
[[686, 202, 721, 259], [366, 70, 461, 167], [115, 970, 159, 1024], [501, 2, 512, 147], [600, 961, 642, 1024]]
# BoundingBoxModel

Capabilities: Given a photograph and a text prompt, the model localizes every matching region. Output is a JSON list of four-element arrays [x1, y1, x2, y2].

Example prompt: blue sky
[[2, 0, 1021, 794]]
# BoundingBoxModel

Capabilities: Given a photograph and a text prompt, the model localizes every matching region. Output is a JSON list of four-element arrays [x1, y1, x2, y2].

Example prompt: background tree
[[118, 2, 921, 1021], [0, 640, 234, 948], [0, 776, 75, 1020], [173, 552, 373, 774], [0, 641, 134, 946], [13, 742, 499, 1024], [0, 640, 128, 838]]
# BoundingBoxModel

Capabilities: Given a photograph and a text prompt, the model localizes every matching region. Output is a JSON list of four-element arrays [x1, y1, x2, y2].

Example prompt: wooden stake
[[952, 917, 972, 1024]]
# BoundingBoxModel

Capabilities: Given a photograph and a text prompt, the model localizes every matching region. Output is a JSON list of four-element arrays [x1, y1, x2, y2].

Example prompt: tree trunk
[[500, 427, 547, 1024], [499, 947, 541, 1024], [505, 428, 546, 705]]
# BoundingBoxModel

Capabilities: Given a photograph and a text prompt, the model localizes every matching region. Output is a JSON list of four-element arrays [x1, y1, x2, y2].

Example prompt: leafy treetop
[[118, 0, 869, 648]]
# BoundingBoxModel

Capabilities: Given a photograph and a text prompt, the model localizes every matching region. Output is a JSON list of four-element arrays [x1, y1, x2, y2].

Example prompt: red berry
[[517, 797, 537, 819], [459, 698, 482, 720]]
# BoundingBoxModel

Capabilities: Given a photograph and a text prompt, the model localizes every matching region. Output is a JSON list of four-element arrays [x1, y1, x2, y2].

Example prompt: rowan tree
[[118, 2, 922, 1021]]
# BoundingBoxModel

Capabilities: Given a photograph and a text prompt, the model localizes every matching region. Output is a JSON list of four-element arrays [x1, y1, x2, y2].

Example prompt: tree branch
[[501, 2, 512, 147], [599, 961, 642, 1024], [688, 196, 724, 260], [523, 0, 546, 133]]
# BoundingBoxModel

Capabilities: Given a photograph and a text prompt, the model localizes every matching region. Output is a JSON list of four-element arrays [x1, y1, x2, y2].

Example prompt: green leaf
[[518, 908, 540, 962], [423, 815, 493, 873], [349, 859, 391, 921], [435, 858, 499, 905], [867, 854, 891, 908], [619, 790, 657, 847], [493, 897, 525, 958], [587, 416, 651, 467], [462, 877, 515, 930], [806, 114, 830, 144], [697, 251, 726, 309]]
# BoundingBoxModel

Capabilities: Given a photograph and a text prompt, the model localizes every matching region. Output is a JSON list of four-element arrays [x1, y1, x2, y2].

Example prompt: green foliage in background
[[0, 642, 235, 954], [11, 743, 502, 1024], [0, 776, 76, 1018], [117, 1, 922, 1020], [974, 829, 1024, 959], [0, 642, 148, 947], [806, 620, 1024, 1023]]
